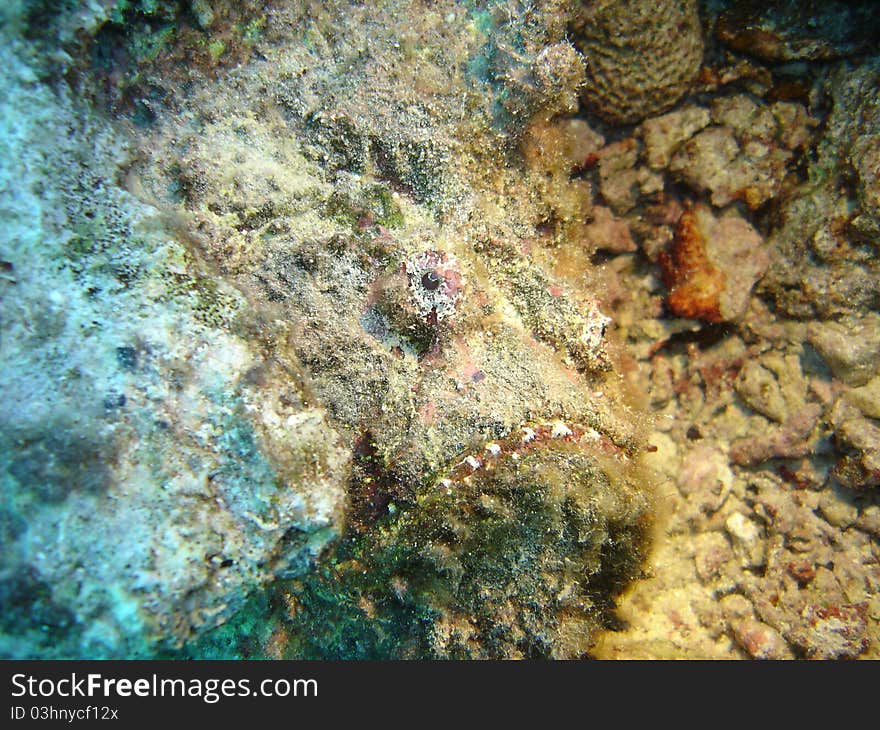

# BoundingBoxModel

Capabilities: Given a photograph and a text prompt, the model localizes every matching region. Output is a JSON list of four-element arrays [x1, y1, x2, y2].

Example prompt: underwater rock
[[490, 39, 587, 127], [531, 42, 587, 117], [668, 95, 812, 210], [716, 0, 880, 62], [640, 106, 711, 171], [595, 137, 663, 216], [808, 315, 880, 388], [828, 398, 880, 492], [725, 513, 765, 569], [729, 404, 821, 466], [571, 0, 704, 125], [582, 206, 636, 255], [731, 618, 792, 660], [0, 33, 347, 659], [792, 603, 869, 659], [760, 59, 880, 320], [469, 2, 586, 138], [734, 352, 808, 424], [842, 377, 880, 421], [659, 203, 767, 323]]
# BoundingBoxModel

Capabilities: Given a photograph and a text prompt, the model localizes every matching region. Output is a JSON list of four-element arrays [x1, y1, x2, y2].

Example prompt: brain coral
[[571, 0, 704, 125]]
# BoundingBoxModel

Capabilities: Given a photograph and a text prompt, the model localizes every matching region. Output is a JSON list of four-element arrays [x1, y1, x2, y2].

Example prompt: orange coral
[[658, 206, 725, 323]]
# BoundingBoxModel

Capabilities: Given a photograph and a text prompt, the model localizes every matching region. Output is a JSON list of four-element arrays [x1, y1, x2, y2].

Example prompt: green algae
[[325, 185, 405, 232], [184, 436, 652, 659]]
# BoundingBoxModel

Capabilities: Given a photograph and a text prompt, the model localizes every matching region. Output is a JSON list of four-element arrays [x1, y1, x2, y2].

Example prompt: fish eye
[[421, 270, 441, 291]]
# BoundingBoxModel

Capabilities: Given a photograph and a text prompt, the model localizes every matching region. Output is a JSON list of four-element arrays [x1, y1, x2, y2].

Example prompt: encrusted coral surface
[[0, 31, 347, 657], [760, 59, 880, 320], [659, 203, 767, 323], [2, 0, 879, 660]]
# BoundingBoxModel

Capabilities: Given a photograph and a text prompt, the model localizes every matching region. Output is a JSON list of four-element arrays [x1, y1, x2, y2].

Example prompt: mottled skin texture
[[26, 0, 656, 658]]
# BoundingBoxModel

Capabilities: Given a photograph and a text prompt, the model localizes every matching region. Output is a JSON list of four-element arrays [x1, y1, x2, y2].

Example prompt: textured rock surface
[[808, 315, 880, 387], [1, 0, 656, 659], [469, 1, 587, 138], [0, 33, 347, 658], [571, 0, 704, 125], [581, 1, 880, 662], [3, 0, 879, 663], [584, 16, 880, 657], [640, 107, 711, 171], [760, 59, 880, 320], [668, 95, 813, 210], [716, 0, 880, 62]]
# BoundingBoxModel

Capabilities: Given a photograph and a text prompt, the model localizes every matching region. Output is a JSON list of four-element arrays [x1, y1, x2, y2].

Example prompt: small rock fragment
[[843, 376, 880, 420], [731, 618, 792, 660], [735, 360, 789, 423], [720, 593, 754, 622], [817, 484, 859, 529], [725, 512, 765, 568], [830, 414, 880, 492], [640, 106, 711, 170], [794, 603, 869, 659], [596, 139, 642, 215], [583, 206, 636, 254], [730, 404, 821, 465], [694, 532, 735, 583], [807, 314, 880, 387], [659, 203, 767, 323], [856, 505, 880, 537]]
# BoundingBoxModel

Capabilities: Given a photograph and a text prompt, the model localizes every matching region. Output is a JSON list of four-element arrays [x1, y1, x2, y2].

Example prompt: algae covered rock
[[668, 95, 810, 210], [2, 0, 660, 660], [0, 31, 348, 659], [760, 59, 880, 320], [716, 0, 880, 63], [282, 425, 652, 659]]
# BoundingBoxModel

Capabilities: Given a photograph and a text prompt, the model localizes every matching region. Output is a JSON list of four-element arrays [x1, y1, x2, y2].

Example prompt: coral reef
[[566, 3, 880, 660], [3, 0, 879, 662]]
